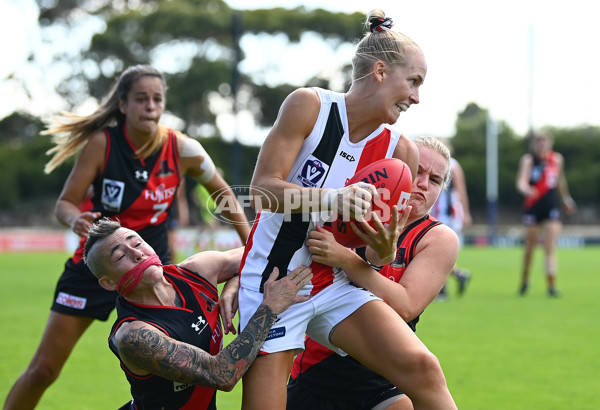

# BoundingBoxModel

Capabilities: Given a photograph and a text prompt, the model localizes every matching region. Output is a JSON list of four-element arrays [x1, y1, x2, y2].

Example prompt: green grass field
[[1, 246, 599, 409]]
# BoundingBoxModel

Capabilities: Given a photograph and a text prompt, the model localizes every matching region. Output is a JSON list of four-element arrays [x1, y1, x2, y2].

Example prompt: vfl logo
[[191, 315, 208, 334], [297, 156, 328, 187], [135, 170, 149, 181], [101, 179, 125, 212], [339, 151, 356, 162]]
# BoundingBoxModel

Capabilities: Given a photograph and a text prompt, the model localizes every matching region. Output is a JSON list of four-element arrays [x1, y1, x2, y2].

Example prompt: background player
[[516, 131, 576, 296]]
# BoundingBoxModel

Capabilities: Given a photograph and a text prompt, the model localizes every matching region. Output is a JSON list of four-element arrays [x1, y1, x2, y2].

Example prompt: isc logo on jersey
[[296, 156, 329, 188]]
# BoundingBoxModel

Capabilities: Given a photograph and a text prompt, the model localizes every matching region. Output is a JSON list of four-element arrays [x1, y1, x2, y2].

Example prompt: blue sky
[[2, 0, 599, 145]]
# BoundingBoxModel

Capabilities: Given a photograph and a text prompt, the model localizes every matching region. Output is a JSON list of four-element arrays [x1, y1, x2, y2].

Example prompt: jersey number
[[151, 202, 169, 224]]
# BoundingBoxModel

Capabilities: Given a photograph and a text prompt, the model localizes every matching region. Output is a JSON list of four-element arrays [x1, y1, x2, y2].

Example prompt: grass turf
[[1, 246, 598, 409]]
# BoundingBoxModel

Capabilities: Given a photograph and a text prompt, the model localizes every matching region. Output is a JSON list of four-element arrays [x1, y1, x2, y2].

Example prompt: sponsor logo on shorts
[[265, 326, 286, 341], [173, 381, 192, 392], [55, 292, 87, 309]]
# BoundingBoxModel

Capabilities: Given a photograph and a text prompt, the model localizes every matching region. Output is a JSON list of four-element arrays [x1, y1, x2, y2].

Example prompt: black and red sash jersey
[[108, 265, 223, 410], [72, 125, 181, 264], [288, 215, 442, 399], [524, 151, 560, 211]]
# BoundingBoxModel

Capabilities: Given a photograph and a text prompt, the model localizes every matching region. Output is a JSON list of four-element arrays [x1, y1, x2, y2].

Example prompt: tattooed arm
[[115, 304, 277, 391], [114, 265, 313, 391]]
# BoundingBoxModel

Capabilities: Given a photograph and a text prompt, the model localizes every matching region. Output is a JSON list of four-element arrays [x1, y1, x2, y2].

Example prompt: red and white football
[[331, 158, 412, 248]]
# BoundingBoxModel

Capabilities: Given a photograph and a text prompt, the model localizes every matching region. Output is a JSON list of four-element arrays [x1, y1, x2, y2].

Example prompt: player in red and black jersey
[[5, 66, 250, 410], [288, 136, 459, 409], [516, 131, 576, 297], [81, 218, 311, 410]]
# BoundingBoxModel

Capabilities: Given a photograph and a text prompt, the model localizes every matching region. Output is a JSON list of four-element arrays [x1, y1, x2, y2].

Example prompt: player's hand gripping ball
[[332, 158, 412, 248]]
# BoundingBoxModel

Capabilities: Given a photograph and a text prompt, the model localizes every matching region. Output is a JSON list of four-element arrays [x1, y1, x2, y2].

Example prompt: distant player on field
[[516, 131, 576, 297]]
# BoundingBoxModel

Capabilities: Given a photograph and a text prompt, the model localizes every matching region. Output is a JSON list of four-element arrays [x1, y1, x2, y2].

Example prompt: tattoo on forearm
[[119, 305, 277, 390]]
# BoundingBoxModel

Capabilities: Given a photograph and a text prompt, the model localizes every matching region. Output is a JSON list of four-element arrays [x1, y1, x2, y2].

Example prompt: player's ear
[[118, 98, 126, 115], [374, 61, 386, 83], [98, 276, 118, 291]]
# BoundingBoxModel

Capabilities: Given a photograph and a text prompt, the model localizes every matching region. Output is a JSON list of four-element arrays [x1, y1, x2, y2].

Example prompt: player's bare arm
[[249, 88, 322, 213], [55, 131, 105, 236], [201, 172, 251, 242], [385, 224, 459, 320], [178, 134, 251, 242], [116, 304, 278, 391], [116, 266, 312, 391], [516, 154, 534, 197], [180, 247, 244, 284]]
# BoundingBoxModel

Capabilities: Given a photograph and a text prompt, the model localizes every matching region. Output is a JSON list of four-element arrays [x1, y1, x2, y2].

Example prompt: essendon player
[[5, 66, 250, 410], [287, 136, 460, 409], [516, 131, 576, 297], [81, 218, 311, 410]]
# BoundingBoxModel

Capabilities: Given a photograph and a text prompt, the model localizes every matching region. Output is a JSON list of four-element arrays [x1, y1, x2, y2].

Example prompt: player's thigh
[[331, 300, 430, 376], [241, 350, 296, 409], [32, 312, 94, 367], [543, 220, 561, 247], [524, 223, 539, 245]]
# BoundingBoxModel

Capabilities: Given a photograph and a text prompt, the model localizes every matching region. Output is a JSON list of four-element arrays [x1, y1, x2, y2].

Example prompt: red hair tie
[[370, 17, 393, 33], [117, 254, 163, 297]]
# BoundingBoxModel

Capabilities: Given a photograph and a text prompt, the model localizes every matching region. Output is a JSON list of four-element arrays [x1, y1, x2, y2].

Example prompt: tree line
[[1, 0, 598, 226], [1, 107, 598, 227]]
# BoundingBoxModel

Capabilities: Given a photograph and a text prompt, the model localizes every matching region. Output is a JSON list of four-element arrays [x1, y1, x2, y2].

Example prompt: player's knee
[[409, 349, 445, 385], [26, 360, 62, 387], [422, 353, 448, 389]]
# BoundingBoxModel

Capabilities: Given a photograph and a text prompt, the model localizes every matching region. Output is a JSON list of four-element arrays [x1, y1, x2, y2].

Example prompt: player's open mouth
[[395, 104, 408, 113]]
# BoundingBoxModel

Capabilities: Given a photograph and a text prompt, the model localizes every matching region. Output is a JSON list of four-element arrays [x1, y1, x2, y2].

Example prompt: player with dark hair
[[80, 217, 311, 410], [4, 65, 250, 410]]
